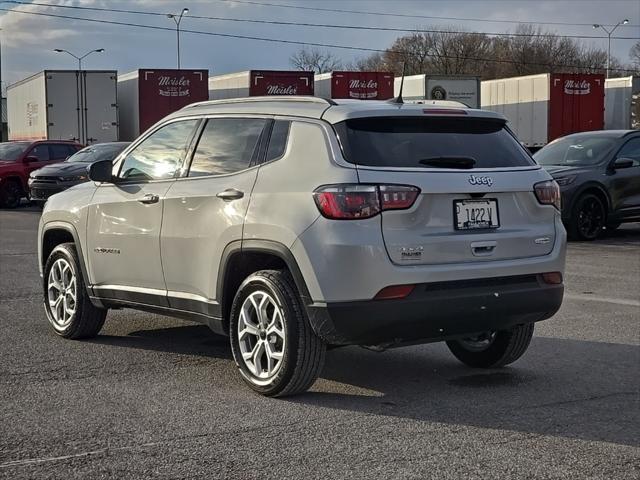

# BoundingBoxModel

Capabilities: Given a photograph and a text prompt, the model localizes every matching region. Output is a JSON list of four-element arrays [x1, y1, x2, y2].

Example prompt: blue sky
[[1, 0, 639, 87]]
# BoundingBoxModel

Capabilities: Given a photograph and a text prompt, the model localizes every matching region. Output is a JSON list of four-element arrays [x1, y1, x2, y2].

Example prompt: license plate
[[454, 199, 499, 230]]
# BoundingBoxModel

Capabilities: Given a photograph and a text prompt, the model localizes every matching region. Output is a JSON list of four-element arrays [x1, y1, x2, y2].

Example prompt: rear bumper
[[306, 274, 563, 346]]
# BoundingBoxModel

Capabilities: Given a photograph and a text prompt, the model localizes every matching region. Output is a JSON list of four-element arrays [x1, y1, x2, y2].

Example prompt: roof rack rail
[[183, 96, 337, 110]]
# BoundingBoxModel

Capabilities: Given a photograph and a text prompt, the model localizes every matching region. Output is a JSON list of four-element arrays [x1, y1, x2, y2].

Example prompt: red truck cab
[[0, 140, 82, 208]]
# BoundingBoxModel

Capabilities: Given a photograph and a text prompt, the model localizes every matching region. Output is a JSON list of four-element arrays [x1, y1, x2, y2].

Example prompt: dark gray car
[[534, 130, 640, 240], [29, 142, 130, 204]]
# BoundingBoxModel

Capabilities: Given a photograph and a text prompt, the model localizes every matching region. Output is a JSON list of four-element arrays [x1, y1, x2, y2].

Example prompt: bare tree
[[631, 41, 640, 69], [352, 25, 617, 79], [289, 48, 342, 73]]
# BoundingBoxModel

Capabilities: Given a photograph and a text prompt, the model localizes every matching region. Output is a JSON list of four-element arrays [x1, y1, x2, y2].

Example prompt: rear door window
[[334, 116, 535, 169], [188, 118, 266, 177]]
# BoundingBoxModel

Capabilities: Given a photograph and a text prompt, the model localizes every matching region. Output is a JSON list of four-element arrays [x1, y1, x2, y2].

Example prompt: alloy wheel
[[47, 258, 77, 328], [577, 197, 604, 239], [237, 290, 286, 384]]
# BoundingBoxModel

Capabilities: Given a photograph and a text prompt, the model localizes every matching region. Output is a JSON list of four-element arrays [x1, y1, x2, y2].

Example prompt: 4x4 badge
[[468, 175, 493, 187]]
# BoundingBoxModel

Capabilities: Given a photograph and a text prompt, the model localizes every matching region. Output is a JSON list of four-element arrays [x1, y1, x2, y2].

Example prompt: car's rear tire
[[446, 323, 534, 368], [0, 179, 23, 209], [229, 270, 326, 397], [43, 243, 107, 339], [568, 193, 605, 241]]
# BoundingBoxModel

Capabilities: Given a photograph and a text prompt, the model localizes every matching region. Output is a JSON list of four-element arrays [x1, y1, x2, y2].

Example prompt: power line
[[0, 7, 637, 74], [214, 0, 640, 28], [6, 1, 640, 41]]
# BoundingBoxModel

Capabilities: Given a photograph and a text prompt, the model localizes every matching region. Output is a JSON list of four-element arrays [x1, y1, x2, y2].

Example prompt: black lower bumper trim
[[306, 275, 563, 346]]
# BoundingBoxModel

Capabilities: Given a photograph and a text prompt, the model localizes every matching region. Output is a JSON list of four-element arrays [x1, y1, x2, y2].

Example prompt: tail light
[[313, 184, 420, 220], [534, 180, 561, 211]]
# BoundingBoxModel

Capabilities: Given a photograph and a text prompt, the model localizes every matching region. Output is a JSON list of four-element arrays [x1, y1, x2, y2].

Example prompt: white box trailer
[[481, 73, 605, 148], [7, 70, 118, 144], [394, 75, 481, 108], [604, 76, 640, 130]]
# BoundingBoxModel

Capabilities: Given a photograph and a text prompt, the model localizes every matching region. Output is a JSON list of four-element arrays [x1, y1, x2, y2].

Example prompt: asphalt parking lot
[[0, 205, 638, 479]]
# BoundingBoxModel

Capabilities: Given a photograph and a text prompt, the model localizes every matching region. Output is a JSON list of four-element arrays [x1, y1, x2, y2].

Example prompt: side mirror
[[23, 156, 38, 163], [88, 159, 114, 183], [613, 157, 634, 169]]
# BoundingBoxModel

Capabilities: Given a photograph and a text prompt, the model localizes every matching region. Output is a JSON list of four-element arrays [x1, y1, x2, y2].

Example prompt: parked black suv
[[534, 130, 640, 240]]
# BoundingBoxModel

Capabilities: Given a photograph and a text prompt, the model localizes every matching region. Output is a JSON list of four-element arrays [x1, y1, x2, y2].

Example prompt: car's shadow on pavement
[[293, 336, 639, 448], [91, 325, 233, 360], [90, 322, 638, 448]]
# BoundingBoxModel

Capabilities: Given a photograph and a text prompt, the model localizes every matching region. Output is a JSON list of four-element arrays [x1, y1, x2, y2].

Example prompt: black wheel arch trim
[[217, 239, 312, 317], [41, 221, 93, 298], [564, 182, 611, 220]]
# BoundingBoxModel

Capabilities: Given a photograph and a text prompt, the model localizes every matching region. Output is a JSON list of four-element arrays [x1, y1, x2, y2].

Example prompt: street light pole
[[53, 48, 105, 71], [167, 8, 189, 69], [593, 19, 629, 78]]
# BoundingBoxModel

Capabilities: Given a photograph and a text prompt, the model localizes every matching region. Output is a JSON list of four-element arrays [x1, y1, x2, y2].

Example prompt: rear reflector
[[534, 180, 561, 211], [313, 184, 419, 220], [374, 284, 415, 300], [541, 272, 563, 285]]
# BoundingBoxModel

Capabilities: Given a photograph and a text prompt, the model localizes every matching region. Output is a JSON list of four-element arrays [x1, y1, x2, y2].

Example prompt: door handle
[[138, 193, 160, 204], [216, 189, 244, 201]]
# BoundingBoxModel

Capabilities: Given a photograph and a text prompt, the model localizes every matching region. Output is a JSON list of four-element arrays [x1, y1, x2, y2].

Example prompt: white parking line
[[0, 442, 161, 468], [565, 293, 640, 307]]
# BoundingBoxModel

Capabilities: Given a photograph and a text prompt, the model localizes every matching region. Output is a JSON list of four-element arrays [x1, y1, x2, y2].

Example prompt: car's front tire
[[568, 193, 605, 241], [229, 270, 326, 397], [446, 323, 534, 368], [43, 243, 107, 339]]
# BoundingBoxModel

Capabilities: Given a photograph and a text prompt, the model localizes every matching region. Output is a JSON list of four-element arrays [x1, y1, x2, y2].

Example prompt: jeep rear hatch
[[333, 116, 558, 265]]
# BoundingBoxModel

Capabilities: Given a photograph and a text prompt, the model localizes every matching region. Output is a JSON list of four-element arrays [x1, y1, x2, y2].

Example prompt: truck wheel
[[446, 323, 534, 368], [229, 270, 326, 397], [0, 179, 23, 208], [568, 193, 605, 241], [43, 243, 107, 339]]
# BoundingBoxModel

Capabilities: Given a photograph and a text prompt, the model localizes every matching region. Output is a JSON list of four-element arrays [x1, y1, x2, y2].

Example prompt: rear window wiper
[[418, 156, 476, 169]]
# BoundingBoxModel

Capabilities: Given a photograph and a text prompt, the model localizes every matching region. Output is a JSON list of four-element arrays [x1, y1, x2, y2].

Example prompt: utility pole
[[593, 19, 629, 78], [167, 8, 189, 69]]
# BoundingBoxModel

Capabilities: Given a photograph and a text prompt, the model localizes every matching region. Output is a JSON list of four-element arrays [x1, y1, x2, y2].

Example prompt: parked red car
[[0, 140, 82, 208]]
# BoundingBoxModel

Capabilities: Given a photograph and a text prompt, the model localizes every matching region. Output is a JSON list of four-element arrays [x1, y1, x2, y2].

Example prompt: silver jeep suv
[[38, 97, 566, 396]]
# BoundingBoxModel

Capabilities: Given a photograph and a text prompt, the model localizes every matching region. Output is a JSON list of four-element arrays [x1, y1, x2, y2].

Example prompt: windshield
[[334, 117, 534, 169], [0, 142, 29, 161], [534, 136, 616, 166], [67, 143, 129, 163]]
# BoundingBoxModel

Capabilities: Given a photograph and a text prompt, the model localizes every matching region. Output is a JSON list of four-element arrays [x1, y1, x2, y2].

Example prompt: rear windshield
[[334, 117, 535, 169]]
